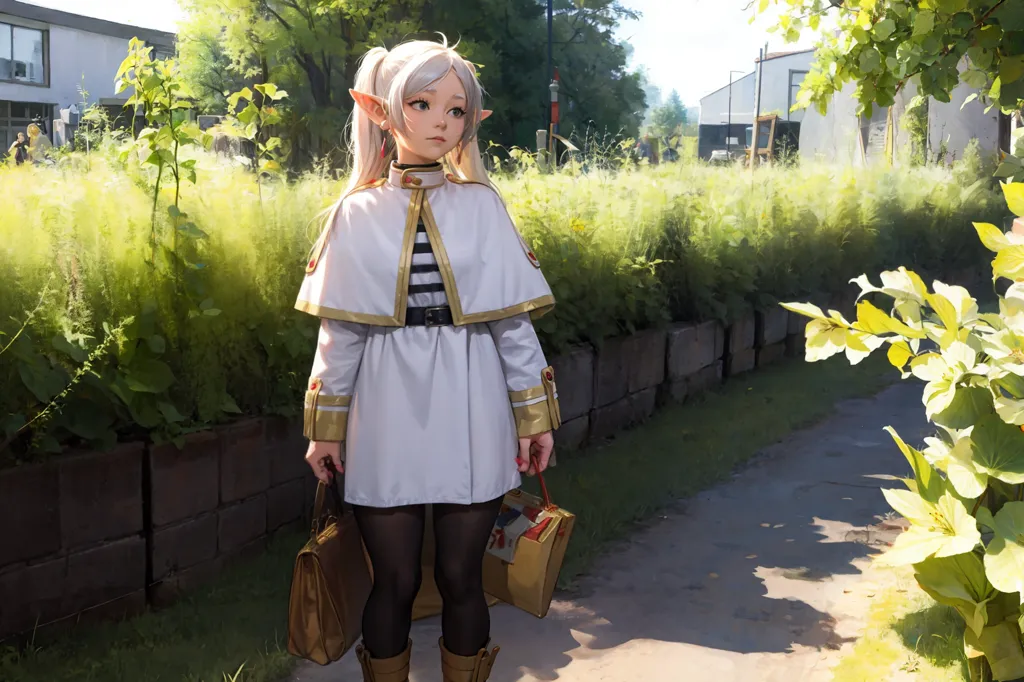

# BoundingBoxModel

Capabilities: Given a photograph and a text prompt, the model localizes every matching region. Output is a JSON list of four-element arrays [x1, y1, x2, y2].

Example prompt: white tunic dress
[[297, 164, 562, 508]]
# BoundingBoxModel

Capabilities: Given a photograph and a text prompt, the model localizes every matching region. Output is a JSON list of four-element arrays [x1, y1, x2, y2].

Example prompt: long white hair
[[344, 36, 491, 196]]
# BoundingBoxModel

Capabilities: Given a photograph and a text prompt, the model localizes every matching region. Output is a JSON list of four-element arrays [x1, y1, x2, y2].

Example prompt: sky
[[23, 0, 823, 106]]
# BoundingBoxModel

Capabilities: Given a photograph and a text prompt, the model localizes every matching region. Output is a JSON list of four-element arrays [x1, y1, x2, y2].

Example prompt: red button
[[308, 259, 315, 268], [310, 381, 318, 389]]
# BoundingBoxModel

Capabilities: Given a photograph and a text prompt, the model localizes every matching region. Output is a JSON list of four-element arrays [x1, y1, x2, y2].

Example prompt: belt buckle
[[423, 306, 447, 327]]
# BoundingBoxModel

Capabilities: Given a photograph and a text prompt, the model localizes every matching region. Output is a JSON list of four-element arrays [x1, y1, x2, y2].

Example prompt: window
[[1, 22, 46, 85], [788, 70, 809, 123], [0, 99, 51, 153]]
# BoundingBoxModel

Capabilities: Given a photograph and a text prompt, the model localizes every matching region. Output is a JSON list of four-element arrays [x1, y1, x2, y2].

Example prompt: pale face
[[392, 69, 468, 165]]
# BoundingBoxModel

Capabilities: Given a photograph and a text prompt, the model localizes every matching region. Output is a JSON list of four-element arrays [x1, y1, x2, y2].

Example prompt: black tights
[[352, 497, 504, 659]]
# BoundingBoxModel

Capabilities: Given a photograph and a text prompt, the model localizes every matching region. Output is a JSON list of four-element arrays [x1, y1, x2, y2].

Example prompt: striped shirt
[[408, 217, 449, 309]]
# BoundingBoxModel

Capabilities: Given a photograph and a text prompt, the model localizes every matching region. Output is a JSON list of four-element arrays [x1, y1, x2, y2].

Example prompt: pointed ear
[[350, 88, 388, 127], [479, 109, 493, 122]]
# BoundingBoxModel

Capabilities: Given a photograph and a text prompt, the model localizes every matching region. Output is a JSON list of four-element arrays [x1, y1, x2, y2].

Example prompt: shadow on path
[[291, 383, 927, 682]]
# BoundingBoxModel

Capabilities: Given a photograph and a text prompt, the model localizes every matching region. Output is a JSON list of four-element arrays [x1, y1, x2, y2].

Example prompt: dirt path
[[289, 382, 925, 682]]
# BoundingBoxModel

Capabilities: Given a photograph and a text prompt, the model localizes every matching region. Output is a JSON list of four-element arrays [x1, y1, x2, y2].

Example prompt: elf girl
[[297, 37, 562, 682]]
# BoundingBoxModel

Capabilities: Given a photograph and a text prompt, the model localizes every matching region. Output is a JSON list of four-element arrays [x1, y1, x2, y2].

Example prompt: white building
[[0, 0, 175, 151], [799, 60, 1008, 166], [698, 49, 815, 159]]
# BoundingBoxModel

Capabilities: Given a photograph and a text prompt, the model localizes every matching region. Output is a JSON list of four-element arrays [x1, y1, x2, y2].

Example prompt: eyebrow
[[418, 88, 466, 101]]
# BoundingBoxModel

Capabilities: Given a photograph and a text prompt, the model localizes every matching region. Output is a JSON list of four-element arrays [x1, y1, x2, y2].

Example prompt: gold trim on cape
[[304, 393, 352, 408], [393, 190, 423, 326]]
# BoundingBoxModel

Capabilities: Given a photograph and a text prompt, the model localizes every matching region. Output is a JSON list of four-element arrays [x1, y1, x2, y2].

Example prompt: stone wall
[[0, 309, 809, 640]]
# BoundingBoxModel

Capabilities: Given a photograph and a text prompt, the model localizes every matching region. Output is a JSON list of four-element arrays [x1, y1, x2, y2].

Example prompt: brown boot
[[356, 639, 411, 682], [439, 637, 500, 682]]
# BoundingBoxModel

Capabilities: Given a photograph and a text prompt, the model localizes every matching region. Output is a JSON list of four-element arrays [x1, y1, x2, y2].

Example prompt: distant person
[[26, 123, 52, 163], [7, 132, 28, 165]]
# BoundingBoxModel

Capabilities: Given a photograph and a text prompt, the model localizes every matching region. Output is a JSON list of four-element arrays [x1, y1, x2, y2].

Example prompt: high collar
[[387, 162, 446, 190]]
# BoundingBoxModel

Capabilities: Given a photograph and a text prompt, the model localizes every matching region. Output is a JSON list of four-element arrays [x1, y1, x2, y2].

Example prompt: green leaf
[[1, 413, 26, 438], [221, 393, 242, 414], [18, 363, 67, 403], [177, 222, 209, 239], [886, 426, 944, 502], [913, 553, 994, 636], [859, 48, 882, 74], [1000, 56, 1024, 85], [157, 401, 185, 423], [780, 301, 827, 320], [146, 335, 166, 354], [914, 11, 936, 37], [933, 386, 995, 430], [970, 414, 1024, 485], [983, 502, 1024, 601], [63, 400, 113, 440], [873, 18, 896, 40], [856, 300, 926, 338], [51, 333, 88, 363], [124, 358, 176, 394]]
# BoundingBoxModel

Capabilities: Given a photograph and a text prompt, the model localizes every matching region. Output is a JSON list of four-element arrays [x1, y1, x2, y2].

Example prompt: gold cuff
[[511, 367, 562, 437], [303, 378, 350, 441]]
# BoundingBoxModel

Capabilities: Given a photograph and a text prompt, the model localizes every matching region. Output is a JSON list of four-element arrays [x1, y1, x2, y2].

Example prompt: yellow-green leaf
[[856, 300, 927, 338], [1003, 182, 1024, 217], [974, 222, 1009, 252], [993, 246, 1024, 280], [780, 301, 826, 320], [888, 340, 913, 370]]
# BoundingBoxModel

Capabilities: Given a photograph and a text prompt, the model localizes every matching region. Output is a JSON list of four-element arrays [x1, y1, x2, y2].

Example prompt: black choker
[[393, 162, 442, 170]]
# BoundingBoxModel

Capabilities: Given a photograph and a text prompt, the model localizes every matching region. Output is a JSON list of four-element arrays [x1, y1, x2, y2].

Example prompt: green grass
[[831, 565, 968, 682], [0, 353, 896, 681]]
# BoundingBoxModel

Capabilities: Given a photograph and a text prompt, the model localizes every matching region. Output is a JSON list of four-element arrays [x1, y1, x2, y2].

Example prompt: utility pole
[[750, 43, 767, 172], [727, 70, 744, 160]]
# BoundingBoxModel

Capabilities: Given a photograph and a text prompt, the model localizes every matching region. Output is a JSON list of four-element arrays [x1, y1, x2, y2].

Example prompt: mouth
[[428, 136, 447, 143]]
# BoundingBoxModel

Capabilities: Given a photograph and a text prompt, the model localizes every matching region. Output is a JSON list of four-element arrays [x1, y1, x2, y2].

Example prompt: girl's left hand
[[517, 431, 554, 476]]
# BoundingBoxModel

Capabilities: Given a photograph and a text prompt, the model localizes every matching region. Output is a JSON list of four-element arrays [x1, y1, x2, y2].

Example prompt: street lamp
[[727, 70, 745, 159]]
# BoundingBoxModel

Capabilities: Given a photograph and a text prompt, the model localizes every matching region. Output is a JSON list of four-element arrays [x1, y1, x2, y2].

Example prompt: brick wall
[[0, 309, 810, 640]]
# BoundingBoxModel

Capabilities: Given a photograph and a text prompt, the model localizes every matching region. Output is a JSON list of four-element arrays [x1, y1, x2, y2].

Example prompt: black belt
[[406, 305, 453, 327]]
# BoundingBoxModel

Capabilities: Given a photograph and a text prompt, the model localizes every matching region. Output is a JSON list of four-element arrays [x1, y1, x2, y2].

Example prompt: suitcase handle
[[311, 460, 348, 536], [530, 454, 555, 510]]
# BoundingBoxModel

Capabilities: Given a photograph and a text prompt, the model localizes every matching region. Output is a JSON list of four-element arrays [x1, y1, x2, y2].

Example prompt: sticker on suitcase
[[486, 500, 551, 564]]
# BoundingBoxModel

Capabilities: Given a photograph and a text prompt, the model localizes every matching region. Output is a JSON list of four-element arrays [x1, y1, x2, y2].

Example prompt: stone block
[[150, 513, 218, 582], [666, 323, 699, 380], [757, 308, 789, 347], [628, 388, 657, 423], [786, 333, 806, 359], [726, 348, 757, 377], [217, 536, 268, 572], [757, 342, 787, 368], [149, 431, 220, 527], [550, 346, 594, 422], [219, 418, 269, 504], [0, 461, 60, 568], [589, 389, 656, 441], [593, 337, 630, 407], [728, 312, 756, 354], [266, 415, 308, 485], [267, 479, 305, 532], [218, 495, 267, 553], [664, 379, 689, 404], [0, 556, 66, 638], [554, 415, 589, 453], [698, 321, 725, 370], [150, 558, 220, 609], [688, 361, 724, 395], [64, 536, 146, 616], [59, 443, 143, 550], [624, 329, 666, 393]]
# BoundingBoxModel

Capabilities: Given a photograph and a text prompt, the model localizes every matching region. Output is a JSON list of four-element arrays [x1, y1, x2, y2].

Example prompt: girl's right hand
[[305, 440, 344, 482]]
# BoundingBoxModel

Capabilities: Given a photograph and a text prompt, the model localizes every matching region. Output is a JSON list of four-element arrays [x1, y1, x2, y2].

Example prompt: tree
[[753, 0, 1024, 118], [649, 89, 687, 137], [177, 0, 649, 163]]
